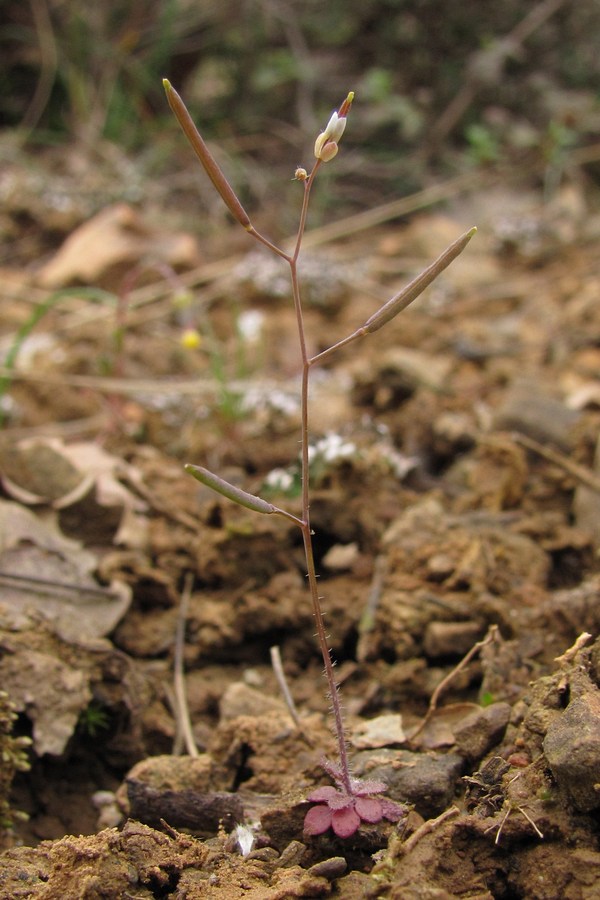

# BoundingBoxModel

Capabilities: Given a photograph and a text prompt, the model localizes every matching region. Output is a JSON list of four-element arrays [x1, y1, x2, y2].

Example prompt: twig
[[512, 431, 600, 493], [402, 806, 460, 854], [0, 570, 121, 601], [270, 645, 312, 744], [295, 172, 480, 249], [21, 0, 58, 133], [555, 632, 592, 666], [410, 626, 498, 742], [356, 554, 388, 662], [173, 572, 199, 757]]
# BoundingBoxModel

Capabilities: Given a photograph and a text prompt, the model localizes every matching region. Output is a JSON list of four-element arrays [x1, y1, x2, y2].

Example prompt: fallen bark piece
[[126, 779, 243, 833]]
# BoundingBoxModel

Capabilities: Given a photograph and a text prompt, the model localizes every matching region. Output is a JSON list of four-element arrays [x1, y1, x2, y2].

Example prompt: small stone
[[219, 682, 285, 721], [322, 542, 359, 572], [493, 377, 581, 450], [124, 754, 215, 794], [308, 857, 347, 879], [276, 840, 306, 868], [543, 689, 600, 812], [574, 433, 600, 547], [355, 749, 463, 818], [453, 702, 511, 762], [423, 621, 484, 658], [352, 714, 406, 749]]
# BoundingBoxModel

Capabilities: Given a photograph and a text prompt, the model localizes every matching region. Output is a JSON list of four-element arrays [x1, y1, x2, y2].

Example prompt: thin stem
[[247, 226, 291, 262], [301, 520, 352, 792], [287, 159, 353, 794], [309, 326, 367, 367]]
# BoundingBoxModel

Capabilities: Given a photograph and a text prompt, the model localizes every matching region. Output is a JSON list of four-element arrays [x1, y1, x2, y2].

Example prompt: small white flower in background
[[308, 432, 357, 464], [239, 386, 299, 418], [237, 309, 264, 343], [234, 823, 256, 856], [264, 467, 295, 492]]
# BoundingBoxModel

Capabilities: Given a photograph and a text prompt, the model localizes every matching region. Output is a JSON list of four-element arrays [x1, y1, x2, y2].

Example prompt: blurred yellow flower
[[180, 328, 202, 349]]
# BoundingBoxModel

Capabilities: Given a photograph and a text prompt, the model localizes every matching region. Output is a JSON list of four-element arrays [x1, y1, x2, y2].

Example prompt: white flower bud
[[314, 107, 349, 161]]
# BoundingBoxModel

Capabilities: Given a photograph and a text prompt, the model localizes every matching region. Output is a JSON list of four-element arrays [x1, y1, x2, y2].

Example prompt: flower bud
[[314, 92, 354, 161], [318, 141, 339, 162]]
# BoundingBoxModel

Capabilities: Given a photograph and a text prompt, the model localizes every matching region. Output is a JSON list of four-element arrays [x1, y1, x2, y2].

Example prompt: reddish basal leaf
[[351, 778, 387, 796], [355, 797, 384, 823], [304, 803, 333, 836], [307, 785, 338, 803], [331, 806, 361, 838], [380, 797, 406, 822]]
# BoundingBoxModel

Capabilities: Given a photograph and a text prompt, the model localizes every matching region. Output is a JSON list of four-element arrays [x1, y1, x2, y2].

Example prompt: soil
[[1, 147, 600, 899]]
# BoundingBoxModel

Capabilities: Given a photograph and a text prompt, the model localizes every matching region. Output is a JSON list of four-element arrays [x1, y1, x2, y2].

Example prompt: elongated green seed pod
[[363, 226, 477, 334], [163, 79, 252, 230], [185, 464, 277, 514]]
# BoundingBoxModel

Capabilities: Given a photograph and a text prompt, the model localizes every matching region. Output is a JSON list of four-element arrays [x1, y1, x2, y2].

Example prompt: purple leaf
[[328, 793, 354, 811], [304, 804, 333, 836], [307, 785, 338, 803], [355, 797, 384, 823], [331, 806, 361, 838], [352, 778, 387, 796], [380, 798, 406, 822]]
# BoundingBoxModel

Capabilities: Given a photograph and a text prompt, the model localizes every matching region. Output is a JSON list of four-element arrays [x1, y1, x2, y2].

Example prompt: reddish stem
[[287, 160, 353, 794]]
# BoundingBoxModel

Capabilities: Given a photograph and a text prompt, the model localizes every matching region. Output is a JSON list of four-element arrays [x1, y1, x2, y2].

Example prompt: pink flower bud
[[318, 141, 339, 162]]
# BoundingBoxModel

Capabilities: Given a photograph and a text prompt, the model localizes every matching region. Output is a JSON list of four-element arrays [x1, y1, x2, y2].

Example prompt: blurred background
[[2, 0, 600, 239]]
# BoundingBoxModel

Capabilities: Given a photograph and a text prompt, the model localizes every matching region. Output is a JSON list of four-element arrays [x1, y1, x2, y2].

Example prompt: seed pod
[[185, 464, 277, 514], [363, 226, 477, 334], [163, 79, 252, 230]]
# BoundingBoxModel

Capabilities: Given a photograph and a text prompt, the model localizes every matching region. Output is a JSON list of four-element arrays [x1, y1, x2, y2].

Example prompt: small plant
[[163, 80, 475, 837], [78, 702, 111, 738]]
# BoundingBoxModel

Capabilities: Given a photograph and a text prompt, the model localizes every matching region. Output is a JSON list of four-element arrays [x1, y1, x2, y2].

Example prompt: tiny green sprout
[[79, 703, 111, 738], [537, 786, 555, 803], [480, 691, 496, 707]]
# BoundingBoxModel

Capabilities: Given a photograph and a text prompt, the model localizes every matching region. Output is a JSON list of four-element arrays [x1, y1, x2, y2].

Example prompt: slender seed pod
[[163, 79, 252, 230], [363, 226, 477, 334], [184, 464, 277, 514]]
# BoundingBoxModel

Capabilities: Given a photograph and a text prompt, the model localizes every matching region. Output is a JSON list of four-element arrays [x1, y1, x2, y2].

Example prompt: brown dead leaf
[[37, 203, 199, 289], [409, 702, 481, 750], [0, 499, 131, 641]]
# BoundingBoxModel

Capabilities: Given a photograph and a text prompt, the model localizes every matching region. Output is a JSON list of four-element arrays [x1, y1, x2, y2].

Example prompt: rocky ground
[[0, 144, 600, 898]]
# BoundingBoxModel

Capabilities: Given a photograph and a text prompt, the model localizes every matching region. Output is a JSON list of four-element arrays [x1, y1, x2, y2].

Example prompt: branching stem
[[167, 83, 474, 799]]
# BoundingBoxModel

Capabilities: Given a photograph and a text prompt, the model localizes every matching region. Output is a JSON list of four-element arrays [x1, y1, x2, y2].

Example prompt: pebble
[[308, 857, 348, 880], [573, 433, 600, 547], [492, 377, 581, 450], [219, 682, 286, 721], [423, 621, 484, 658], [543, 680, 600, 812], [351, 713, 406, 749], [354, 748, 463, 818], [453, 702, 512, 762]]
